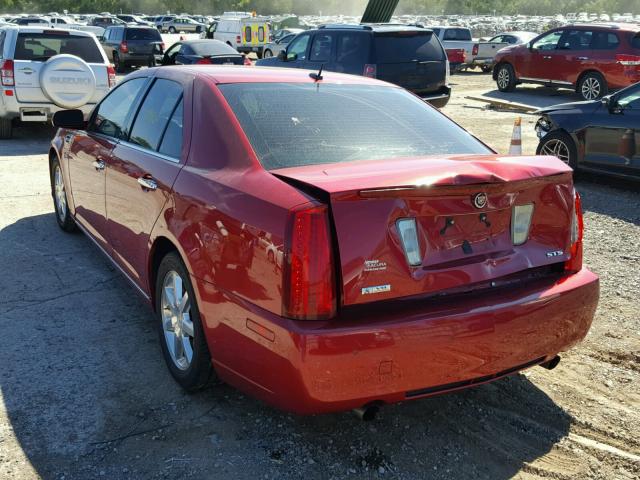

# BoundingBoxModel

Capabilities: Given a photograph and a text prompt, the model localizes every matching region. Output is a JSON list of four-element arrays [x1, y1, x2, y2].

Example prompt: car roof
[[138, 65, 398, 87], [562, 22, 640, 32], [317, 23, 431, 33], [2, 26, 93, 36]]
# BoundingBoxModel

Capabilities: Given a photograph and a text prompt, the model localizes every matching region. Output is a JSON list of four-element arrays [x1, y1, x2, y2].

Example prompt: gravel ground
[[0, 73, 638, 480]]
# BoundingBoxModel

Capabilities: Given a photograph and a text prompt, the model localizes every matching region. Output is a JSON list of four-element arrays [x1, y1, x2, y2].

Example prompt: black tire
[[148, 55, 156, 68], [50, 156, 77, 232], [169, 26, 176, 33], [536, 130, 578, 170], [0, 117, 12, 139], [496, 63, 516, 92], [481, 65, 493, 73], [263, 49, 273, 58], [155, 252, 214, 392], [578, 72, 608, 101], [113, 52, 125, 73]]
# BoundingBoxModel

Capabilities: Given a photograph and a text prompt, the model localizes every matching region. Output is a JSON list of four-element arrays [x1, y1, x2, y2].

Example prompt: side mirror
[[277, 50, 287, 61], [52, 109, 85, 129]]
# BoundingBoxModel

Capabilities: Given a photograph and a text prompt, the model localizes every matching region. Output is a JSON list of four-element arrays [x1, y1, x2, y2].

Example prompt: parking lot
[[0, 72, 639, 480]]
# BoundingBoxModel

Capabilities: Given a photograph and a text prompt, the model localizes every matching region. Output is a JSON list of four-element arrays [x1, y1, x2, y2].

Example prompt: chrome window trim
[[119, 139, 181, 164]]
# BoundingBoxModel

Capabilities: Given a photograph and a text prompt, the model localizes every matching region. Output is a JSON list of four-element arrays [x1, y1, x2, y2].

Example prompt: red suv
[[493, 24, 640, 101]]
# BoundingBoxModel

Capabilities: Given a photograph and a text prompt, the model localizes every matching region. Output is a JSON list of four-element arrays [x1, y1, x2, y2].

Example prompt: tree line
[[1, 0, 639, 17]]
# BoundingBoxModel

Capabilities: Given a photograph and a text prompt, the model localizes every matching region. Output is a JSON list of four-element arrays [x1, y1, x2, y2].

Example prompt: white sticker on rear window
[[362, 284, 391, 295]]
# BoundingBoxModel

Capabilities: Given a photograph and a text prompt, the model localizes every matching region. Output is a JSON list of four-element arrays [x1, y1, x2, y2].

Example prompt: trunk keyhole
[[440, 217, 455, 236], [479, 213, 491, 228]]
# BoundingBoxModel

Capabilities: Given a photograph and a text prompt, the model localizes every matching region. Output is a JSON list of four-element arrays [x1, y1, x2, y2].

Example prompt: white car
[[0, 26, 116, 139]]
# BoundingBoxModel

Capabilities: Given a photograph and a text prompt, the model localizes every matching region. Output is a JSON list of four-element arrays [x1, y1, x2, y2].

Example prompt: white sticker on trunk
[[362, 284, 391, 295]]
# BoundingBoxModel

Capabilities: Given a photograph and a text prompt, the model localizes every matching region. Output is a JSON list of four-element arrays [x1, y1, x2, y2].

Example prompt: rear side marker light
[[397, 218, 422, 266], [283, 204, 336, 320], [363, 64, 377, 78], [511, 204, 534, 245], [1, 59, 15, 87]]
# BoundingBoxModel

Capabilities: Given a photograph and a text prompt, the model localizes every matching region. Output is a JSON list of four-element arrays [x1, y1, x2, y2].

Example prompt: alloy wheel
[[161, 270, 194, 371], [581, 77, 601, 100], [540, 139, 570, 164], [54, 165, 67, 221], [497, 68, 510, 89], [263, 50, 272, 58]]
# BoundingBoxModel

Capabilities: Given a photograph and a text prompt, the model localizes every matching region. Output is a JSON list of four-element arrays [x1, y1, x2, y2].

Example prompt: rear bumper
[[419, 86, 451, 108], [0, 93, 97, 121], [197, 267, 599, 414], [123, 53, 163, 65]]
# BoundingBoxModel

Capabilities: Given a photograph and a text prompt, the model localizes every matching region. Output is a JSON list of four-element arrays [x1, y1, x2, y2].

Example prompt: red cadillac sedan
[[49, 66, 599, 415]]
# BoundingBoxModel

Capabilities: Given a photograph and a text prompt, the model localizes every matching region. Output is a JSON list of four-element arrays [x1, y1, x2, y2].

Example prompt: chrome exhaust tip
[[353, 404, 380, 421]]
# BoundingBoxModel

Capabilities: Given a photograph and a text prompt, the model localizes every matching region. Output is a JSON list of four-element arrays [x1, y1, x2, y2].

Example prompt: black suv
[[256, 24, 450, 108], [100, 26, 164, 72]]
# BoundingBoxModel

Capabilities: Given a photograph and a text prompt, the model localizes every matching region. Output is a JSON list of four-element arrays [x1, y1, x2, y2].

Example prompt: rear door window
[[374, 31, 444, 63], [244, 26, 252, 42], [91, 78, 148, 139], [126, 28, 161, 41], [219, 83, 489, 170], [631, 34, 640, 49], [14, 32, 104, 62], [558, 29, 593, 50], [336, 33, 370, 64], [592, 32, 619, 50], [258, 26, 265, 42], [158, 99, 184, 159], [128, 79, 183, 152], [309, 33, 333, 62]]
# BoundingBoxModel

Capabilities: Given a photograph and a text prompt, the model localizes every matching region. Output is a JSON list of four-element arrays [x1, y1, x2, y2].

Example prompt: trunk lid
[[273, 155, 575, 306]]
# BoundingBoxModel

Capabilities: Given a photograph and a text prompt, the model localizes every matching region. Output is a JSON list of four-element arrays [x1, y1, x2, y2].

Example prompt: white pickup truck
[[430, 26, 476, 67], [471, 31, 537, 72]]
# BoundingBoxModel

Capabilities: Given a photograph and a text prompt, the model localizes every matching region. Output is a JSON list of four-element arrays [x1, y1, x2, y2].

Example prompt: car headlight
[[535, 116, 552, 138]]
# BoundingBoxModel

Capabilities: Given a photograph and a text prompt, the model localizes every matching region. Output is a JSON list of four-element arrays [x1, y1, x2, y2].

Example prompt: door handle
[[543, 55, 552, 59], [18, 67, 34, 74], [92, 159, 105, 171], [137, 176, 158, 191], [576, 56, 589, 61]]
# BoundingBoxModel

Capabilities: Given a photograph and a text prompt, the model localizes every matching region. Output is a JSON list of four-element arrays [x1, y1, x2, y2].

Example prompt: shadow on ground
[[0, 213, 574, 480], [0, 123, 55, 156]]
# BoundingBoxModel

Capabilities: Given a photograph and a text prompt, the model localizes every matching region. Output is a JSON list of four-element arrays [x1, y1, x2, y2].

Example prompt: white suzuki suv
[[0, 26, 116, 138]]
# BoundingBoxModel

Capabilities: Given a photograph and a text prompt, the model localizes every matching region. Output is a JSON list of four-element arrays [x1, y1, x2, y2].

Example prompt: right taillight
[[363, 64, 377, 78], [106, 65, 116, 88], [511, 204, 534, 245], [616, 54, 640, 66], [472, 43, 479, 56], [119, 41, 128, 53], [1, 59, 15, 86], [195, 58, 212, 64], [565, 191, 583, 273], [283, 203, 336, 320]]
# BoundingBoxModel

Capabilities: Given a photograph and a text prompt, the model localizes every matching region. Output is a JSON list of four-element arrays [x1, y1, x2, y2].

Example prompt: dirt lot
[[0, 72, 638, 480]]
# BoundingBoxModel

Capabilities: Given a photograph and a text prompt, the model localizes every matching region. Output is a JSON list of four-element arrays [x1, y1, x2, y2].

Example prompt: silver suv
[[161, 17, 204, 34], [0, 26, 115, 138]]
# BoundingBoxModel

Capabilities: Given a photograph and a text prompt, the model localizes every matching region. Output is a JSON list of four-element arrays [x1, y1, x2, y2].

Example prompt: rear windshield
[[219, 83, 490, 170], [125, 28, 161, 41], [443, 28, 472, 41], [15, 33, 103, 62], [374, 32, 444, 63], [191, 41, 238, 56]]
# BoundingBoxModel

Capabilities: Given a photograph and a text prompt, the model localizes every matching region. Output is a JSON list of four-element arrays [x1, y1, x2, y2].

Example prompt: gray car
[[161, 16, 204, 34]]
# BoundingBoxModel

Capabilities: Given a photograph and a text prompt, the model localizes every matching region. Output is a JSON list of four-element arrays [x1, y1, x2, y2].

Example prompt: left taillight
[[107, 65, 116, 88], [472, 43, 479, 56], [565, 190, 583, 273], [283, 204, 336, 321], [119, 41, 128, 53], [195, 58, 212, 64], [243, 55, 252, 66], [1, 59, 15, 86]]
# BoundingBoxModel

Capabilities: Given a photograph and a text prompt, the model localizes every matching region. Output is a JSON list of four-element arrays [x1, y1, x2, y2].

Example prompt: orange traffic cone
[[508, 117, 522, 155]]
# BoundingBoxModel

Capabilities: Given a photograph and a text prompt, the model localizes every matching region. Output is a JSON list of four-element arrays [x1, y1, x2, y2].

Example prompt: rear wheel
[[263, 49, 273, 58], [148, 55, 156, 67], [51, 157, 77, 232], [496, 63, 516, 92], [536, 130, 578, 169], [169, 26, 177, 33], [156, 252, 214, 391], [578, 72, 607, 101], [0, 117, 12, 139]]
